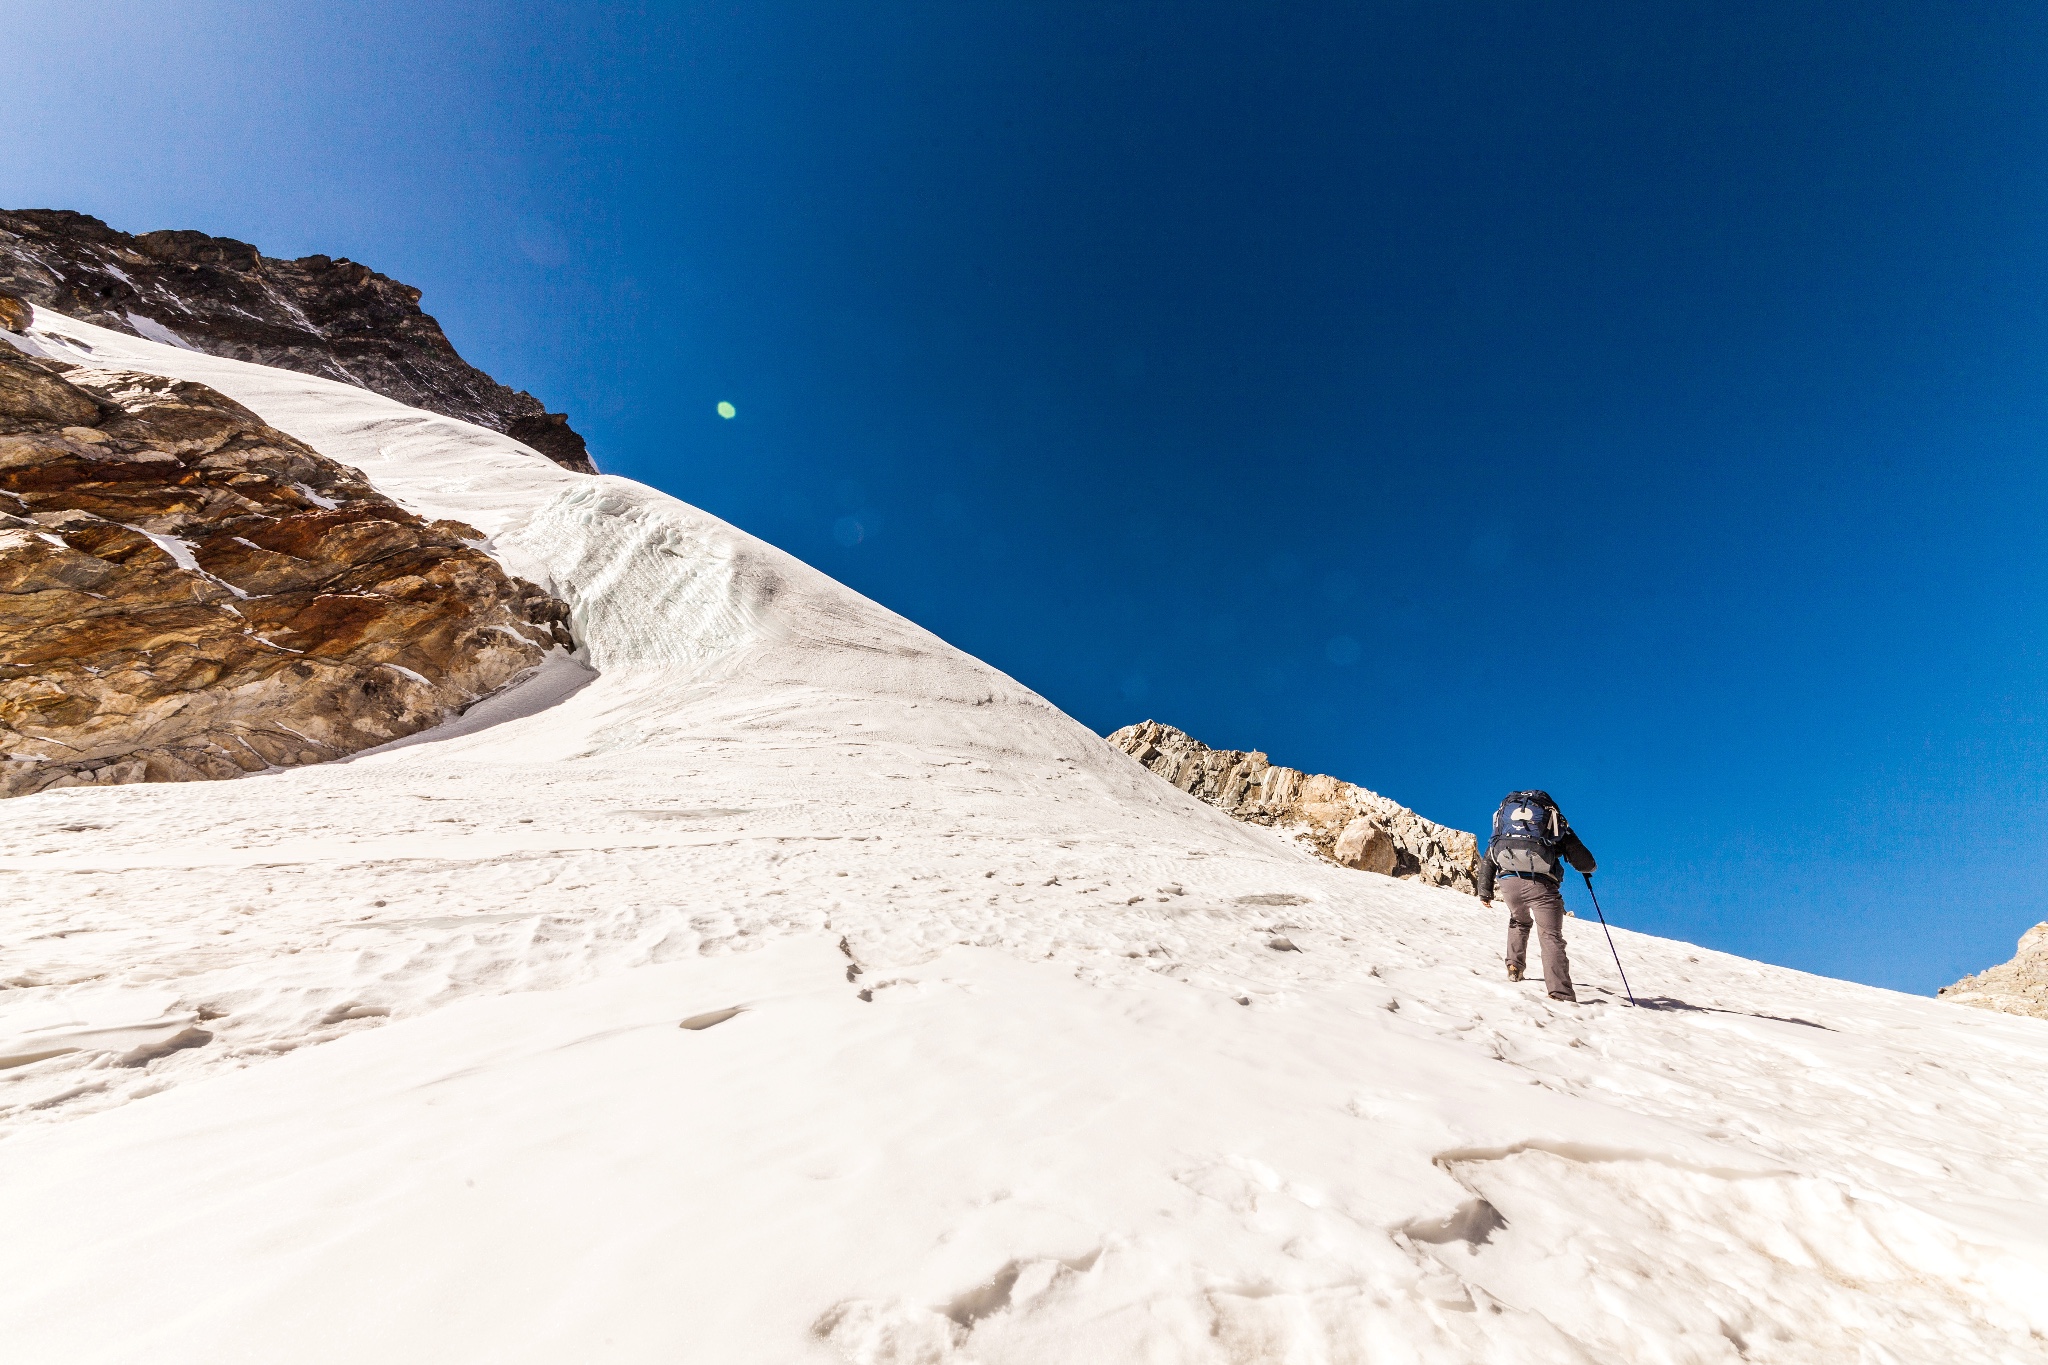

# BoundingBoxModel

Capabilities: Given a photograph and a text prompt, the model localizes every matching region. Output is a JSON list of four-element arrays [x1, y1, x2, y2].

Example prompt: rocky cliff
[[0, 335, 573, 797], [1107, 720, 1479, 892], [1940, 923, 2048, 1022], [0, 209, 596, 473]]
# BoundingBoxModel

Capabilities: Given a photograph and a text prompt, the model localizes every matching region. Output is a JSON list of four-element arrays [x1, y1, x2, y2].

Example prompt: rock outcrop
[[0, 341, 573, 797], [0, 209, 596, 473], [1940, 923, 2048, 1022], [1107, 720, 1479, 892]]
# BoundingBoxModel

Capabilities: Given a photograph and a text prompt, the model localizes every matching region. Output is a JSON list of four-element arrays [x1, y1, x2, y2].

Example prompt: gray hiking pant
[[1502, 876, 1575, 1000]]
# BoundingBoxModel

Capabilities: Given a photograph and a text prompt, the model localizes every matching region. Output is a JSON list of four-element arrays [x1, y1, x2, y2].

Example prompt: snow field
[[1, 312, 2046, 1362]]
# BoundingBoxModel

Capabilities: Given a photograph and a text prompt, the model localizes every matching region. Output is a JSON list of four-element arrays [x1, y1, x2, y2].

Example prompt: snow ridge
[[1, 309, 2045, 1364]]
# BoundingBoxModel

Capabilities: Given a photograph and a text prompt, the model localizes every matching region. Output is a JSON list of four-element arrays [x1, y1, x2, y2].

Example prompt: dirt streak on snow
[[2, 311, 2047, 1363]]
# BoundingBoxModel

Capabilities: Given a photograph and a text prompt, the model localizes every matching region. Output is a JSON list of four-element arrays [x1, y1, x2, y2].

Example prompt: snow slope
[[4, 311, 2048, 1364]]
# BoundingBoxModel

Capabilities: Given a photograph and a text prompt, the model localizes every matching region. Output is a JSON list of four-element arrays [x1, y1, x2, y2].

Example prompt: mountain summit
[[0, 209, 595, 472]]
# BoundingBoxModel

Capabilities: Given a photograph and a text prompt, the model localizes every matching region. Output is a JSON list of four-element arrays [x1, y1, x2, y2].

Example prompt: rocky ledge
[[0, 340, 573, 798], [1107, 720, 1478, 893], [1940, 923, 2048, 1022], [0, 209, 595, 473]]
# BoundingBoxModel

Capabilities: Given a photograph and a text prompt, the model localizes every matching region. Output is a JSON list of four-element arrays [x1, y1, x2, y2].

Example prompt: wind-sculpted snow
[[2, 310, 2046, 1363]]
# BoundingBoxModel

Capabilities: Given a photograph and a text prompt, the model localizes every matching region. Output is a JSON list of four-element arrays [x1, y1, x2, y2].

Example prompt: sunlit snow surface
[[3, 313, 2047, 1363]]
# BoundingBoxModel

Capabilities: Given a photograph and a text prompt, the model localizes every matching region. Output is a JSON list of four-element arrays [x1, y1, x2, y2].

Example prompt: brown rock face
[[0, 210, 597, 473], [0, 348, 573, 797], [1940, 923, 2048, 1022], [1106, 720, 1479, 892], [1332, 815, 1398, 876]]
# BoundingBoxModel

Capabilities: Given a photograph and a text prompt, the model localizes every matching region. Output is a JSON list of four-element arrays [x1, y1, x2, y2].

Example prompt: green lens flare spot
[[716, 401, 736, 419]]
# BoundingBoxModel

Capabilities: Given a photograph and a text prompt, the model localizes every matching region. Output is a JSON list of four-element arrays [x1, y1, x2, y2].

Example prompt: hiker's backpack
[[1490, 791, 1565, 879]]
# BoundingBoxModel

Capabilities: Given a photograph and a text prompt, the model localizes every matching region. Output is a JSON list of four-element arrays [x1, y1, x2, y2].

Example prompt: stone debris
[[0, 210, 596, 472], [1105, 720, 1478, 893], [1940, 922, 2048, 1022], [0, 346, 572, 797]]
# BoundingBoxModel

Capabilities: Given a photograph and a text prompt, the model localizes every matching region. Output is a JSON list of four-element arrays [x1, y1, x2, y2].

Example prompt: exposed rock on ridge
[[0, 209, 596, 473], [1107, 720, 1479, 892], [0, 343, 573, 797], [1940, 923, 2048, 1022]]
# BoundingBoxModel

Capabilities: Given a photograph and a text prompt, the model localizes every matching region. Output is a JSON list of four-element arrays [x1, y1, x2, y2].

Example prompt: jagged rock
[[1106, 720, 1478, 892], [0, 291, 29, 334], [0, 210, 597, 473], [0, 348, 573, 798], [1940, 923, 2048, 1022], [506, 412, 594, 473]]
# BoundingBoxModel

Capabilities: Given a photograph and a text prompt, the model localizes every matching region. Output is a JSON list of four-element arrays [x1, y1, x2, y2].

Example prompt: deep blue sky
[[12, 2, 2048, 994]]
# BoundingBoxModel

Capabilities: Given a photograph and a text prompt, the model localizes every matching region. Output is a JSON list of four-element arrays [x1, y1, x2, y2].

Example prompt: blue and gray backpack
[[1490, 790, 1565, 880]]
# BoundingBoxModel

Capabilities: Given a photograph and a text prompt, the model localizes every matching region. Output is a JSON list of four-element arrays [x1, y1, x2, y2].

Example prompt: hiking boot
[[1506, 962, 1524, 982], [1549, 992, 1578, 1005]]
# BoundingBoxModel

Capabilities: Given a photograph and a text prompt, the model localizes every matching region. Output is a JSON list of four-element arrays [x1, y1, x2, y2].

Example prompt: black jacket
[[1477, 814, 1595, 901]]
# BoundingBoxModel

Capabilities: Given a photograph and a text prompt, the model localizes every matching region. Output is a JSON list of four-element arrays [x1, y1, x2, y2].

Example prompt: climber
[[1476, 790, 1596, 1003]]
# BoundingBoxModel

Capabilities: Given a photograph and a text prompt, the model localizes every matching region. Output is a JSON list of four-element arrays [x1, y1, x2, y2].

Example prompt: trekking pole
[[1581, 872, 1638, 1007]]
